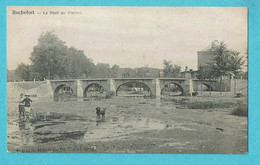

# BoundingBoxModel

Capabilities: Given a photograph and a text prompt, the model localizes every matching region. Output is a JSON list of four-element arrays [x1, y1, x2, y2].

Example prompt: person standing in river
[[21, 95, 33, 120], [18, 93, 25, 117]]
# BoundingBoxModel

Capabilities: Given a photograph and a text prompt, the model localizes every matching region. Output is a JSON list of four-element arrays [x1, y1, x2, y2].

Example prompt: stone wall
[[231, 79, 248, 95], [7, 81, 53, 103], [8, 78, 239, 99]]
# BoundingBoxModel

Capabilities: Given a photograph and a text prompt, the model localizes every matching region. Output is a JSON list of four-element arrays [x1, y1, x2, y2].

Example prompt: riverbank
[[7, 94, 247, 153]]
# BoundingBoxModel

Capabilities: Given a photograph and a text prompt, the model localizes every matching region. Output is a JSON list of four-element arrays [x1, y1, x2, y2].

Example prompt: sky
[[7, 7, 248, 70]]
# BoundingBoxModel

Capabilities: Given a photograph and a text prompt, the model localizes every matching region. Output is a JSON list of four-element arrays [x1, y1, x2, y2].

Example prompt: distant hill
[[118, 67, 161, 78]]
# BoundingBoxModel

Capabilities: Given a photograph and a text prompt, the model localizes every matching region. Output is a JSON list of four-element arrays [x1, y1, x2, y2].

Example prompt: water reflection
[[16, 118, 35, 146], [13, 112, 88, 145]]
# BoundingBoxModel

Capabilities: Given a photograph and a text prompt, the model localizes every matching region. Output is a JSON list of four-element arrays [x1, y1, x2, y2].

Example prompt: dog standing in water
[[96, 107, 106, 125], [96, 107, 106, 118]]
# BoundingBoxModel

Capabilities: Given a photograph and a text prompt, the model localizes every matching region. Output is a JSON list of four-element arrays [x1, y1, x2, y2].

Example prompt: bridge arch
[[116, 81, 152, 97], [83, 83, 105, 97], [161, 82, 184, 96], [196, 83, 214, 91], [54, 84, 74, 101]]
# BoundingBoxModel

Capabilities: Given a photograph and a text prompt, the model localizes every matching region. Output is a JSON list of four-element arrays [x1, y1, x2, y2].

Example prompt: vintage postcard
[[7, 6, 248, 153]]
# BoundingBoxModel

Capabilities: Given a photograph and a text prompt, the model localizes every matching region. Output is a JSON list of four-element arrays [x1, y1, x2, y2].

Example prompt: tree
[[196, 65, 207, 80], [66, 47, 95, 78], [136, 67, 151, 77], [110, 64, 120, 78], [210, 41, 245, 94], [29, 31, 96, 80], [163, 60, 181, 78], [7, 69, 20, 82], [95, 63, 111, 78], [226, 50, 245, 76], [172, 64, 181, 77], [163, 60, 173, 77], [196, 64, 215, 95], [30, 31, 68, 80], [211, 42, 245, 78], [15, 63, 31, 81]]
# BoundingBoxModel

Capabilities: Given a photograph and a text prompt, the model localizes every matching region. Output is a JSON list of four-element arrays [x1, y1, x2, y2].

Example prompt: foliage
[[210, 42, 245, 79], [196, 64, 217, 80], [15, 63, 31, 81], [196, 41, 246, 97], [66, 47, 95, 79], [162, 60, 181, 78], [196, 65, 209, 80], [234, 71, 247, 79], [30, 31, 68, 80], [94, 63, 111, 78], [136, 67, 151, 77], [7, 69, 20, 82], [14, 34, 246, 81], [29, 31, 97, 80], [15, 31, 168, 80], [105, 91, 115, 99], [231, 103, 247, 117], [226, 51, 245, 76], [110, 64, 120, 78], [54, 92, 76, 102], [204, 41, 245, 93], [186, 101, 234, 109]]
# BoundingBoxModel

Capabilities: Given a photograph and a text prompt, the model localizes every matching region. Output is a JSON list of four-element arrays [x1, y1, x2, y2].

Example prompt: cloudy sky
[[7, 7, 247, 70]]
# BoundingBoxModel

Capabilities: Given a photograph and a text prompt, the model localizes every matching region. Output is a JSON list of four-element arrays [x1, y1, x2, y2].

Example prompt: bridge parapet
[[158, 78, 187, 81]]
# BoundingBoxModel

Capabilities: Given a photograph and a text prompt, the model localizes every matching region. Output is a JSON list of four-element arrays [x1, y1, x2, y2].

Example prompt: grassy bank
[[186, 101, 235, 109], [231, 103, 248, 117]]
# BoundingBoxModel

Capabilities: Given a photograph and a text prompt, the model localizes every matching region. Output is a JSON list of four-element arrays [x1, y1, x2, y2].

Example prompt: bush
[[54, 92, 76, 102], [188, 101, 214, 109], [231, 103, 248, 117], [187, 101, 234, 109], [106, 91, 115, 99]]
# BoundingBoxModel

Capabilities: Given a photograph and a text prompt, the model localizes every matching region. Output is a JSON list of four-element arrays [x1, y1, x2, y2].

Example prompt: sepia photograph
[[7, 6, 248, 153]]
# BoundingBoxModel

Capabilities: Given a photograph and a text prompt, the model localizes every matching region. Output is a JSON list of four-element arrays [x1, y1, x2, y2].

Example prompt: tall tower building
[[197, 40, 219, 69]]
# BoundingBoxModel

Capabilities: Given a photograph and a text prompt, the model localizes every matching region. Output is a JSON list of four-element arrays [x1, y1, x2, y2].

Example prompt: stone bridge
[[48, 78, 220, 98], [192, 79, 218, 91]]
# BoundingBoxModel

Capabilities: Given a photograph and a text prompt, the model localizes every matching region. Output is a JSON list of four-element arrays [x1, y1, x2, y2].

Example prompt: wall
[[231, 79, 248, 95], [7, 81, 53, 102]]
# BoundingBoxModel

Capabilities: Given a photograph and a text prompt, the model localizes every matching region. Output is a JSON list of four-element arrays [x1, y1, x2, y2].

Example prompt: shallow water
[[7, 97, 174, 149], [7, 96, 248, 153]]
